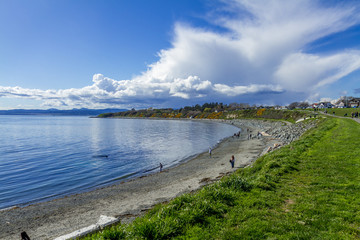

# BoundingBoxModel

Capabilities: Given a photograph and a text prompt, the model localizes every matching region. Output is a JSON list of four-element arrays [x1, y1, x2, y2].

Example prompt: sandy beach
[[0, 120, 281, 240]]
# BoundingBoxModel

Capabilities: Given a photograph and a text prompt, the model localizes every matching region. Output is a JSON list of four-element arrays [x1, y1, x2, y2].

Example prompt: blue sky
[[1, 0, 360, 110]]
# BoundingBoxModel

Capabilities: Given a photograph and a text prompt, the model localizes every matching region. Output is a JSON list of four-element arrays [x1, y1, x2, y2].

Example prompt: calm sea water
[[0, 116, 239, 209]]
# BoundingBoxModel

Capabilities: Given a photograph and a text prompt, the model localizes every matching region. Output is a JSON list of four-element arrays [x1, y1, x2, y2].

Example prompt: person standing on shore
[[230, 155, 235, 168], [21, 232, 31, 240], [209, 147, 212, 158], [159, 163, 163, 172]]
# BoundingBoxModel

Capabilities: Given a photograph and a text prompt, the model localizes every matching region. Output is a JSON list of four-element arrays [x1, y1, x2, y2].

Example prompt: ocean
[[0, 115, 239, 210]]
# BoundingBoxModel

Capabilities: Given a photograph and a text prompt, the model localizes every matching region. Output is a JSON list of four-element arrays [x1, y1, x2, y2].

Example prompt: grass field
[[82, 117, 360, 239], [312, 108, 360, 118]]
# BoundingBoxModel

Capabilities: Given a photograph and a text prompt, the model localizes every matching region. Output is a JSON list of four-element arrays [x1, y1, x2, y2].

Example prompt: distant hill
[[98, 107, 306, 123], [0, 108, 127, 116]]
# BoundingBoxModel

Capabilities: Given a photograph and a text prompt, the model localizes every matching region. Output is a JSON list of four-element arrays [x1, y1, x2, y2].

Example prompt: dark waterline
[[0, 116, 239, 210]]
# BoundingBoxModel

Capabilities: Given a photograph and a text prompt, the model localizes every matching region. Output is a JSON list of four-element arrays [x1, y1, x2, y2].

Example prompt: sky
[[1, 0, 360, 110]]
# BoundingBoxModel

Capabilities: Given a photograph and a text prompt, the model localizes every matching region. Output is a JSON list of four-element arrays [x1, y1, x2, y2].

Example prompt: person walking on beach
[[209, 147, 212, 158], [229, 155, 235, 168], [21, 231, 31, 240], [159, 163, 163, 172]]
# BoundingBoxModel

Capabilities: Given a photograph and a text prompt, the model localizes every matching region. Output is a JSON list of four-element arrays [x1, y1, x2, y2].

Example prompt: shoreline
[[0, 119, 281, 240], [0, 117, 235, 211]]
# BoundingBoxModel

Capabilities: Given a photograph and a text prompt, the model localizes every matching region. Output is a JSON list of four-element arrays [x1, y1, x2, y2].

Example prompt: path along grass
[[82, 117, 360, 239]]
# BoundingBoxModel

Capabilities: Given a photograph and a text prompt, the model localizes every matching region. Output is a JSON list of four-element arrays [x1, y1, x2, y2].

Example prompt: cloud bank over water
[[1, 0, 360, 109]]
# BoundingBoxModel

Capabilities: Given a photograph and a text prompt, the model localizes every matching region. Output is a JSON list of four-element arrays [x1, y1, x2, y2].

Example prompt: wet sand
[[0, 120, 280, 240]]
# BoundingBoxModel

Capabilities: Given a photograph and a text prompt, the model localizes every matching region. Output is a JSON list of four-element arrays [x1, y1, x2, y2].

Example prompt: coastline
[[0, 117, 236, 211], [0, 119, 281, 240]]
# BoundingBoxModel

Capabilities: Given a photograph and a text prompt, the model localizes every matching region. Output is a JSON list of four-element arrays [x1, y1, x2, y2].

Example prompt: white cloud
[[169, 76, 212, 99], [274, 51, 360, 91], [213, 84, 283, 96], [1, 0, 360, 108]]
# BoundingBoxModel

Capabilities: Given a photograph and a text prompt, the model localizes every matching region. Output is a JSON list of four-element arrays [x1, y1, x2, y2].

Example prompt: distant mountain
[[0, 108, 126, 116]]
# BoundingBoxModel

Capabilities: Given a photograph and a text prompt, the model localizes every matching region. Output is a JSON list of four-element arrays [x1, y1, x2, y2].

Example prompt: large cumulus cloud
[[1, 0, 360, 108]]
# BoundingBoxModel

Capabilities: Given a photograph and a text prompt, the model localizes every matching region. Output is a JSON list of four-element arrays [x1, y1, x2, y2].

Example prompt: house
[[312, 103, 320, 108], [350, 101, 359, 108], [318, 102, 333, 108], [342, 97, 360, 108], [336, 102, 345, 108]]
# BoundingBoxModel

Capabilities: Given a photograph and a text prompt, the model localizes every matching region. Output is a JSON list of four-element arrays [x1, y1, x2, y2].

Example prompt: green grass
[[81, 117, 360, 239], [312, 108, 360, 118], [224, 109, 305, 123]]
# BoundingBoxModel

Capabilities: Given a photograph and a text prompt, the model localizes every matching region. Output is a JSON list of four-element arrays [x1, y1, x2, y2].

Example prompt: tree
[[228, 102, 240, 111], [298, 102, 310, 109], [288, 102, 299, 110], [239, 103, 250, 109]]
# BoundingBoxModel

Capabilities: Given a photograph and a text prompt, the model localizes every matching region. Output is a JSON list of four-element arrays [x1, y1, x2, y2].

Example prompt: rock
[[229, 118, 318, 146]]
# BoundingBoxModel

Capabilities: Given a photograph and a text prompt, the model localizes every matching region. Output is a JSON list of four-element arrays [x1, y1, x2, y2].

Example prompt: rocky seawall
[[228, 118, 318, 145]]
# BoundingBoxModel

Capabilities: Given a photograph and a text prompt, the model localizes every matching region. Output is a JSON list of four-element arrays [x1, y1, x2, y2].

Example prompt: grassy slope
[[98, 109, 306, 123], [83, 118, 360, 239]]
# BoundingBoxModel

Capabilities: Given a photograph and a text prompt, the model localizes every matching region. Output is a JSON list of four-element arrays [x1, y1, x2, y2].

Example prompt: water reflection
[[0, 116, 239, 209]]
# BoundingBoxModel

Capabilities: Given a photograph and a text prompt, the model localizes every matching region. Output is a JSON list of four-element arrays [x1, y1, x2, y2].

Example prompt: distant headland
[[0, 108, 126, 116]]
